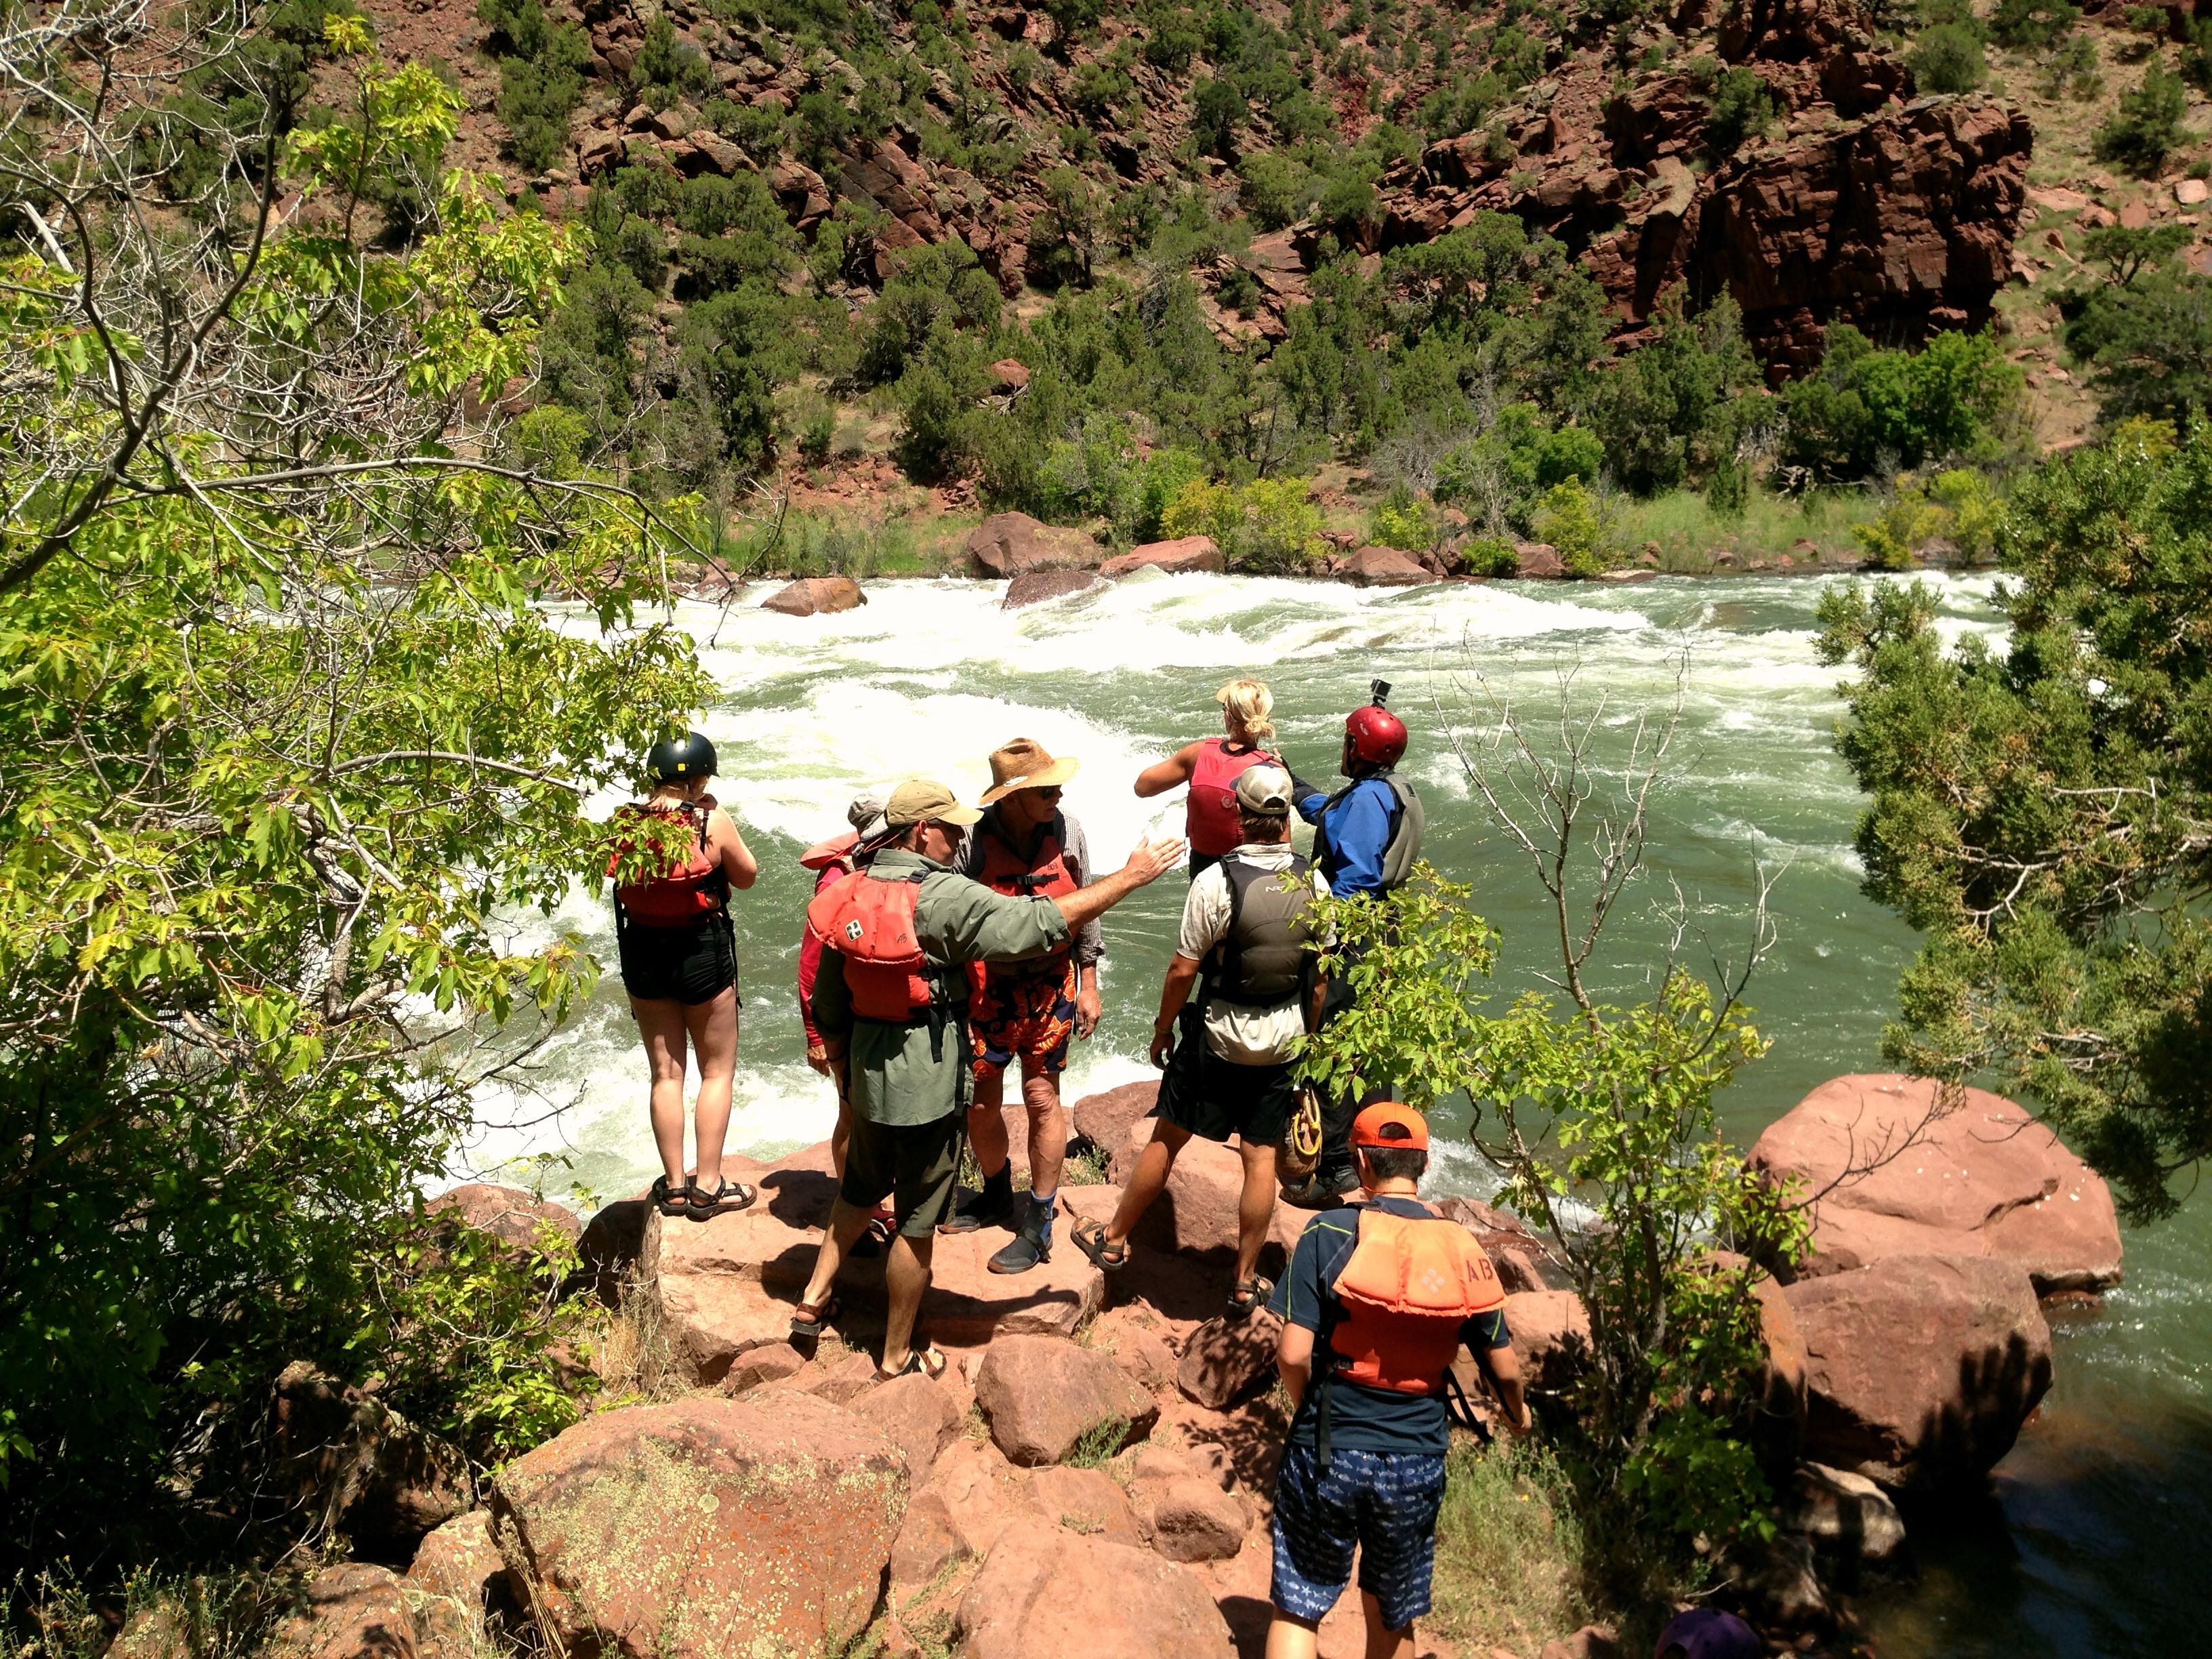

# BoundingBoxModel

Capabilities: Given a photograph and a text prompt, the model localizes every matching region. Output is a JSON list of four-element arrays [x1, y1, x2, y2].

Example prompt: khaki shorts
[[840, 1113, 962, 1238]]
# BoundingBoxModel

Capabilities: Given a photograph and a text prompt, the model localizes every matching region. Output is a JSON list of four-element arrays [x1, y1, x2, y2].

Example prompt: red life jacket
[[971, 813, 1081, 985], [1187, 737, 1283, 856], [799, 829, 860, 873], [805, 867, 947, 1023], [608, 802, 726, 926], [1326, 1206, 1507, 1396]]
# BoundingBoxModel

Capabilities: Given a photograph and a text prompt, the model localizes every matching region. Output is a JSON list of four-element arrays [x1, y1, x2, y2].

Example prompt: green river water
[[478, 571, 2211, 1656]]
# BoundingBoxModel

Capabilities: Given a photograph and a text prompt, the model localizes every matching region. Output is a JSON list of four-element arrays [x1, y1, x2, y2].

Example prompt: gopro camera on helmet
[[1371, 679, 1391, 706]]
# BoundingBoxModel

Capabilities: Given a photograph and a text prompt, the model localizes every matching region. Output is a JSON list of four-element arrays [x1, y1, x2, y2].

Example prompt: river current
[[466, 571, 2209, 1657]]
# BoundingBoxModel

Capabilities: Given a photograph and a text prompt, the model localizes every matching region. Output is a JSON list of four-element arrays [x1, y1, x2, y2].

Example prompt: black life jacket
[[1207, 853, 1319, 1008]]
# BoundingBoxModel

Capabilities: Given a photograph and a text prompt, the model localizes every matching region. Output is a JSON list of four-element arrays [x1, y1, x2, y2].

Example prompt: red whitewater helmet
[[1345, 679, 1407, 768]]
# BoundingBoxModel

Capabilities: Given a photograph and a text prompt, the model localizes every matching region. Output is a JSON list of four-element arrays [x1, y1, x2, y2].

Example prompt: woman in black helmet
[[610, 730, 760, 1221]]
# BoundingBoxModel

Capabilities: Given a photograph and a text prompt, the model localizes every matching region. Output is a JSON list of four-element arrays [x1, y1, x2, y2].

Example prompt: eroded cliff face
[[364, 0, 2030, 379]]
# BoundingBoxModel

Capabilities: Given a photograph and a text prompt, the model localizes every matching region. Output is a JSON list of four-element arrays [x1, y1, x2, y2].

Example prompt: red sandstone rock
[[1088, 1303, 1182, 1392], [1100, 535, 1225, 577], [1784, 1253, 2052, 1490], [987, 357, 1031, 392], [489, 1394, 907, 1659], [890, 1488, 968, 1586], [1504, 1290, 1592, 1391], [1136, 1476, 1250, 1563], [964, 512, 1102, 577], [720, 1340, 806, 1396], [1748, 1073, 2123, 1292], [1338, 545, 1435, 587], [1430, 1194, 1555, 1293], [265, 1564, 417, 1659], [1515, 541, 1567, 578], [761, 575, 866, 616], [1176, 1313, 1281, 1410], [426, 1183, 580, 1253], [972, 1334, 1160, 1466], [1002, 569, 1103, 609], [405, 1511, 505, 1610], [1027, 1464, 1143, 1539], [871, 1371, 963, 1479], [1071, 1079, 1159, 1150], [951, 1531, 1235, 1659]]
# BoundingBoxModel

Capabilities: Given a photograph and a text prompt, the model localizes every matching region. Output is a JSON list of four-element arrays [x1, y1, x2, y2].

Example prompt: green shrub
[[1908, 22, 1988, 92], [798, 405, 837, 465], [1461, 533, 1519, 576], [1531, 478, 1607, 575], [632, 14, 710, 109], [1780, 325, 2023, 481], [479, 0, 590, 173], [1130, 447, 1208, 544], [1704, 454, 1748, 520], [1701, 64, 1776, 153], [510, 403, 590, 474], [1163, 474, 1329, 572], [2093, 64, 2193, 177], [1989, 0, 2078, 47], [1370, 484, 1438, 551], [897, 363, 972, 481]]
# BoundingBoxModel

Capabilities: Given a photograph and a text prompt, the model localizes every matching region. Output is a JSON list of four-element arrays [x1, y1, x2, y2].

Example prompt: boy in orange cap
[[1265, 1103, 1530, 1659]]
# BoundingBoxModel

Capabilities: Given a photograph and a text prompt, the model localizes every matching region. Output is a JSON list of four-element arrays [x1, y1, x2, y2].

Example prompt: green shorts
[[840, 1113, 962, 1237]]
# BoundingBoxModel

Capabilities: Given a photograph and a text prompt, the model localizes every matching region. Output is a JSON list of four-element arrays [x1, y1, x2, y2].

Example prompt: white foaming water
[[463, 569, 1988, 1204]]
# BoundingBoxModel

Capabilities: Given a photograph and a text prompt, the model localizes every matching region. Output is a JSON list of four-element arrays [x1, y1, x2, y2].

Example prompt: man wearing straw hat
[[943, 737, 1105, 1275]]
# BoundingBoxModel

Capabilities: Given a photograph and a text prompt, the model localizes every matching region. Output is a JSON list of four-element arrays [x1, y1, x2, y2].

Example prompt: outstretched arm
[[1134, 741, 1203, 798], [1053, 836, 1185, 933]]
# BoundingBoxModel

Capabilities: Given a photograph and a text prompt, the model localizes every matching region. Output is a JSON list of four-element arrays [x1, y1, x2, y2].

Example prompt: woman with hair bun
[[1134, 678, 1284, 878]]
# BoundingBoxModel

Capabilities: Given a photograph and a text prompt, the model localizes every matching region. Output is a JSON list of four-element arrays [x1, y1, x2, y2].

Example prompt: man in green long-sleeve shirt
[[794, 777, 1183, 1380]]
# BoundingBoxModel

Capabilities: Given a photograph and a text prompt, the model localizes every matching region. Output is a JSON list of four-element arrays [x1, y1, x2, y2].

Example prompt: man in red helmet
[[1292, 680, 1424, 901], [1285, 683, 1427, 1204]]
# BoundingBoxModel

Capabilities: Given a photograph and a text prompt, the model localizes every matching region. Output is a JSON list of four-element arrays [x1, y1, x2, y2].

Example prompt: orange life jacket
[[608, 802, 726, 926], [970, 813, 1080, 985], [805, 867, 950, 1023], [1326, 1206, 1507, 1396]]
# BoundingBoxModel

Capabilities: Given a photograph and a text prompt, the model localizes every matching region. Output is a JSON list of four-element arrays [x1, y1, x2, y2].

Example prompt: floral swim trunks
[[969, 954, 1079, 1078]]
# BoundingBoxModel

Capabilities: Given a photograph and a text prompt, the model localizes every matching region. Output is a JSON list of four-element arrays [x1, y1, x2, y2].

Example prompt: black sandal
[[1071, 1216, 1129, 1271], [684, 1176, 756, 1222], [1225, 1275, 1274, 1323], [650, 1174, 689, 1218], [789, 1294, 841, 1343], [874, 1344, 947, 1383]]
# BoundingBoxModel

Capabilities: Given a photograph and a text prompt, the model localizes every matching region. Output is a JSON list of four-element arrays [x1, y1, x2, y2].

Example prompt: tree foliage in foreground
[[0, 9, 719, 1566], [1817, 420, 2212, 1221]]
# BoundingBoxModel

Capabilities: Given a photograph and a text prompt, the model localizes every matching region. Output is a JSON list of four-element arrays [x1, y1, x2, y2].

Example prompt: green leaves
[[1821, 421, 2212, 1220]]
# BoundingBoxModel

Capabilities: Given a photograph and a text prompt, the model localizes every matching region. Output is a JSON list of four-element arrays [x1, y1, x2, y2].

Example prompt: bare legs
[[632, 985, 738, 1189], [1263, 1597, 1413, 1659], [799, 1198, 934, 1374], [1100, 1119, 1279, 1284], [967, 1063, 1067, 1195]]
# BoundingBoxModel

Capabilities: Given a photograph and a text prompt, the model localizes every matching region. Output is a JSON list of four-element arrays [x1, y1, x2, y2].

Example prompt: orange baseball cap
[[1350, 1101, 1429, 1150]]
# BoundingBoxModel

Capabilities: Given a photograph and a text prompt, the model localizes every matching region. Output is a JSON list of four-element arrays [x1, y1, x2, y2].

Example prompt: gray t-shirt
[[1176, 842, 1329, 1064]]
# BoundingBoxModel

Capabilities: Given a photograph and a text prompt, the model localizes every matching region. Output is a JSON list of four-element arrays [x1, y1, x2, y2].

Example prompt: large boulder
[[576, 1189, 653, 1301], [270, 1363, 472, 1558], [1338, 544, 1433, 587], [488, 1394, 907, 1659], [951, 1530, 1235, 1659], [1026, 1465, 1143, 1540], [1515, 541, 1566, 578], [405, 1511, 507, 1610], [1176, 1313, 1280, 1409], [1110, 1118, 1304, 1273], [1132, 1475, 1249, 1563], [1071, 1080, 1159, 1152], [1503, 1290, 1592, 1392], [964, 512, 1101, 577], [264, 1564, 417, 1659], [1002, 570, 1103, 609], [425, 1183, 581, 1254], [1100, 535, 1224, 578], [1784, 1253, 2052, 1491], [1748, 1074, 2123, 1293], [971, 1334, 1160, 1466], [760, 575, 866, 617], [870, 1371, 963, 1481]]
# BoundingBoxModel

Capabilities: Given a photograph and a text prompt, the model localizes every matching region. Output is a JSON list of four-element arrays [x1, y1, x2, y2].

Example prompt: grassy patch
[[584, 1277, 690, 1408], [1612, 487, 1881, 571], [1428, 1437, 1593, 1658], [1063, 1142, 1110, 1185], [1066, 1415, 1132, 1469]]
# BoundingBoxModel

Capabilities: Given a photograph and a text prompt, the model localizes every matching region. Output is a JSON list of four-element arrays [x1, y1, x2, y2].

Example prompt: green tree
[[478, 0, 591, 172], [1780, 325, 2022, 481], [2093, 63, 2194, 177], [0, 21, 725, 1563], [1989, 0, 2079, 47], [1908, 22, 1988, 91], [2062, 229, 2212, 426], [1700, 64, 1776, 154], [1815, 421, 2212, 1221], [1531, 478, 1607, 575]]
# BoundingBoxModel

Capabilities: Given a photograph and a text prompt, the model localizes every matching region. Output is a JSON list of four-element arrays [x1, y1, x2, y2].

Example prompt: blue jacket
[[1296, 775, 1400, 898]]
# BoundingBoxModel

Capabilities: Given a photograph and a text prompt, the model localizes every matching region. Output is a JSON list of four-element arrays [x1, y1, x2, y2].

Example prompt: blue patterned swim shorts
[[1270, 1443, 1450, 1632]]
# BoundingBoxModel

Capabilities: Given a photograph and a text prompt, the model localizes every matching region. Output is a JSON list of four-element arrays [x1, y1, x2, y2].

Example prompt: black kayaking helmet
[[646, 730, 718, 785]]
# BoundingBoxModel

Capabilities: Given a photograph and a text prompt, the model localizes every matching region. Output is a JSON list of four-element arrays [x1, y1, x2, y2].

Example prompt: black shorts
[[1155, 1022, 1294, 1147], [840, 1113, 963, 1237], [617, 913, 737, 1006]]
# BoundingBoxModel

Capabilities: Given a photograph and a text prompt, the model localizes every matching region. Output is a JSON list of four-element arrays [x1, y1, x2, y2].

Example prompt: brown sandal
[[789, 1294, 841, 1343], [685, 1177, 756, 1222], [1071, 1216, 1129, 1271], [874, 1344, 948, 1383], [1224, 1276, 1275, 1323]]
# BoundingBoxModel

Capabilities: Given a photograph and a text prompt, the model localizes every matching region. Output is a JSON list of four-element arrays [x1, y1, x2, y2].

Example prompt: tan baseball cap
[[886, 778, 982, 827], [1234, 764, 1295, 816]]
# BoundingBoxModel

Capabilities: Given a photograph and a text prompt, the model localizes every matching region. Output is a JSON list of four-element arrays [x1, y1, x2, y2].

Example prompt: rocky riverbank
[[240, 1071, 2118, 1659]]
